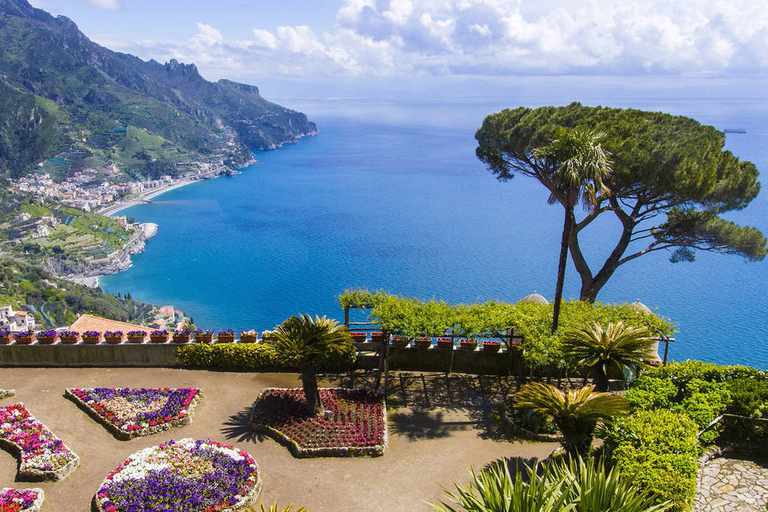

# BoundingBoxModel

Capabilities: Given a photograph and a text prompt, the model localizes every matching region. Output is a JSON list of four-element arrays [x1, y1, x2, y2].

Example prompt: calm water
[[101, 82, 768, 367]]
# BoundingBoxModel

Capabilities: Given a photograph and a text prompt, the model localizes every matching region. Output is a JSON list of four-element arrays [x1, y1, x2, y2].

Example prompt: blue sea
[[100, 78, 768, 368]]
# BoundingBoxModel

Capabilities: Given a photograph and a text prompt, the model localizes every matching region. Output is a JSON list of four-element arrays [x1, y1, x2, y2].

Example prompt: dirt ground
[[0, 367, 558, 512]]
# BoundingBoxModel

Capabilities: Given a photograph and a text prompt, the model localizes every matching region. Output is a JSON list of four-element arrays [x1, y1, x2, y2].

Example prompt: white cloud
[[104, 0, 768, 80], [88, 0, 121, 10]]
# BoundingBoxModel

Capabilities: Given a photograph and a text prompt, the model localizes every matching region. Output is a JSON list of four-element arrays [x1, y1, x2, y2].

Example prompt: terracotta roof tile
[[70, 315, 151, 339]]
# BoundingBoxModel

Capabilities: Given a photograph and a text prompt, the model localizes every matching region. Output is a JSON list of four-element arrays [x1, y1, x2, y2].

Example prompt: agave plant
[[514, 382, 630, 454], [431, 455, 670, 512], [267, 314, 354, 415], [561, 321, 655, 391], [252, 504, 308, 512]]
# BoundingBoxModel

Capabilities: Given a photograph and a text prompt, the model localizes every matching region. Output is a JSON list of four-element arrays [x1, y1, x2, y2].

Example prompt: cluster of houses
[[14, 171, 175, 212], [0, 305, 36, 332]]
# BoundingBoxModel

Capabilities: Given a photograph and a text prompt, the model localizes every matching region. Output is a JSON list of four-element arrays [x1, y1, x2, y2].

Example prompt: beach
[[98, 178, 199, 217]]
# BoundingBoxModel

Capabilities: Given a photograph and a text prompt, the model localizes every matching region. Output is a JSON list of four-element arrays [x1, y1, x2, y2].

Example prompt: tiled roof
[[70, 314, 151, 335]]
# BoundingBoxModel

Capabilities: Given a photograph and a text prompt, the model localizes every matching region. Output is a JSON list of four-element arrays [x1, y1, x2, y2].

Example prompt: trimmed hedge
[[175, 343, 356, 372], [602, 409, 699, 512]]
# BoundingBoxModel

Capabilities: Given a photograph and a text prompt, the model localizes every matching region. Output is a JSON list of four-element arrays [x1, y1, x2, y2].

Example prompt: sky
[[27, 0, 768, 98]]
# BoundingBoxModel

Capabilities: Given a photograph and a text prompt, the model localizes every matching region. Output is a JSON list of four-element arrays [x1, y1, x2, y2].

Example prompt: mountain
[[0, 0, 317, 178]]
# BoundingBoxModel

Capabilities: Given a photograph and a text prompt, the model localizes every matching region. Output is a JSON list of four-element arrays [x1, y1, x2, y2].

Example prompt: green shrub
[[175, 343, 356, 372], [645, 360, 767, 384], [602, 410, 698, 512], [720, 377, 768, 448]]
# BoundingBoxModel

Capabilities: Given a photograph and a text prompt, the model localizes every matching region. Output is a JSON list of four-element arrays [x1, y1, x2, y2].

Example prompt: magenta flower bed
[[0, 488, 44, 512], [65, 388, 202, 440], [94, 438, 260, 512], [249, 388, 386, 457], [0, 403, 79, 481]]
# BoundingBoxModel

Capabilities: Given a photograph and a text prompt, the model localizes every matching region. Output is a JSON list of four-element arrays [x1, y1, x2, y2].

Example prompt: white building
[[0, 306, 36, 331]]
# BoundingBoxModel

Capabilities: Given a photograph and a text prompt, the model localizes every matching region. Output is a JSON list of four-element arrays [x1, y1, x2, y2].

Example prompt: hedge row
[[175, 343, 356, 372], [602, 410, 699, 512]]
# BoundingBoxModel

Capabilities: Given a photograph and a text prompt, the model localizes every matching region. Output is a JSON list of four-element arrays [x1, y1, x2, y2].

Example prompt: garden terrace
[[0, 367, 558, 511]]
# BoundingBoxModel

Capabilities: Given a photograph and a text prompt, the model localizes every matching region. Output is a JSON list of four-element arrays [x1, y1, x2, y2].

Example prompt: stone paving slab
[[695, 455, 768, 512]]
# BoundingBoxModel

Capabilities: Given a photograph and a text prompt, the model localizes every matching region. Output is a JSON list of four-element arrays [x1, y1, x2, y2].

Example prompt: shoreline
[[98, 178, 200, 217]]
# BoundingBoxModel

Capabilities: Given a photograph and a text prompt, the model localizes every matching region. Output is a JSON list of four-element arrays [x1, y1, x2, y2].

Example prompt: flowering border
[[94, 438, 261, 512], [0, 403, 79, 481], [248, 387, 387, 458], [0, 487, 45, 512], [65, 388, 202, 440]]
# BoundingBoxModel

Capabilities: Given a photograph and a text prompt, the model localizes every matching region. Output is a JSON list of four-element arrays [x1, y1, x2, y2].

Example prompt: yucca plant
[[251, 504, 308, 512], [430, 459, 573, 512], [548, 455, 671, 512], [431, 456, 669, 512], [267, 314, 354, 415], [514, 382, 630, 454], [561, 321, 655, 391]]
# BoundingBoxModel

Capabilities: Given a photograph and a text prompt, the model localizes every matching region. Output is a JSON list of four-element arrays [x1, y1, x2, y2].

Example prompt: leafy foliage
[[561, 322, 655, 391], [267, 315, 355, 415], [338, 290, 674, 372], [601, 410, 699, 512], [175, 342, 355, 372], [475, 103, 766, 302], [0, 257, 152, 327], [514, 382, 630, 454], [432, 455, 670, 512]]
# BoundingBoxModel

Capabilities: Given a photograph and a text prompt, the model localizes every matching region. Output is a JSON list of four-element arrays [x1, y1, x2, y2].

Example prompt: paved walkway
[[695, 455, 768, 512]]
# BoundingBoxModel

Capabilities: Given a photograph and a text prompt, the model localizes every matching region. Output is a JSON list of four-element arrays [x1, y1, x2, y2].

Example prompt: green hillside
[[0, 0, 317, 178]]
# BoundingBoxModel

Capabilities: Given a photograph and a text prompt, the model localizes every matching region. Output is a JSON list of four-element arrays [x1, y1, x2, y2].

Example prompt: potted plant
[[370, 332, 386, 343], [0, 330, 12, 345], [36, 329, 58, 345], [436, 337, 454, 349], [82, 330, 101, 344], [60, 330, 80, 344], [14, 330, 35, 345], [104, 330, 124, 344], [414, 337, 432, 349], [261, 330, 276, 341], [349, 332, 367, 343], [389, 335, 410, 348], [217, 329, 235, 343], [239, 330, 258, 343], [127, 330, 147, 343], [172, 329, 191, 344], [483, 340, 502, 353], [194, 329, 213, 343], [459, 338, 478, 350], [150, 329, 169, 343]]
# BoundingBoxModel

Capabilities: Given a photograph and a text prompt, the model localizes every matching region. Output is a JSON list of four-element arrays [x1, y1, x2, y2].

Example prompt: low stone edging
[[64, 388, 203, 440], [1, 488, 44, 512]]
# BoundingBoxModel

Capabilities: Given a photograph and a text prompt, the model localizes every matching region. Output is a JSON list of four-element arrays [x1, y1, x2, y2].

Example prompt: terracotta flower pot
[[150, 335, 169, 344], [0, 336, 11, 345], [82, 335, 101, 344], [60, 336, 80, 345], [172, 334, 190, 344], [350, 332, 367, 343], [15, 335, 35, 345], [36, 335, 57, 345], [127, 335, 145, 344], [483, 341, 501, 353], [436, 337, 453, 349], [105, 336, 122, 345], [414, 337, 431, 349], [459, 339, 478, 351], [239, 334, 258, 343], [216, 334, 235, 343], [194, 334, 213, 344]]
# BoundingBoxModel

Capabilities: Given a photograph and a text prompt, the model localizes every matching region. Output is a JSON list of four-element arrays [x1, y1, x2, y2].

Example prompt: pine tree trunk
[[301, 361, 322, 416], [552, 206, 575, 332]]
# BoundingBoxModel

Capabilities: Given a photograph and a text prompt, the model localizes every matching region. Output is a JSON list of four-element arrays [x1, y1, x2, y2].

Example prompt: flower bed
[[0, 389, 16, 399], [65, 388, 202, 440], [0, 403, 79, 481], [0, 488, 44, 512], [94, 438, 261, 512], [249, 388, 386, 457]]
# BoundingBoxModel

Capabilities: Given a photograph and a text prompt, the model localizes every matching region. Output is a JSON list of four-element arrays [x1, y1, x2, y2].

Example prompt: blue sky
[[28, 0, 768, 98]]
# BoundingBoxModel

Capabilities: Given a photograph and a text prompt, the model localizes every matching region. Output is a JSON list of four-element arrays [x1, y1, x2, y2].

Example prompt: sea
[[99, 77, 768, 368]]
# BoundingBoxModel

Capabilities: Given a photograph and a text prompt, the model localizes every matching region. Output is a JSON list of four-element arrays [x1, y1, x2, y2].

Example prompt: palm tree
[[533, 128, 612, 333], [268, 314, 354, 416], [514, 382, 630, 455], [562, 321, 655, 392]]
